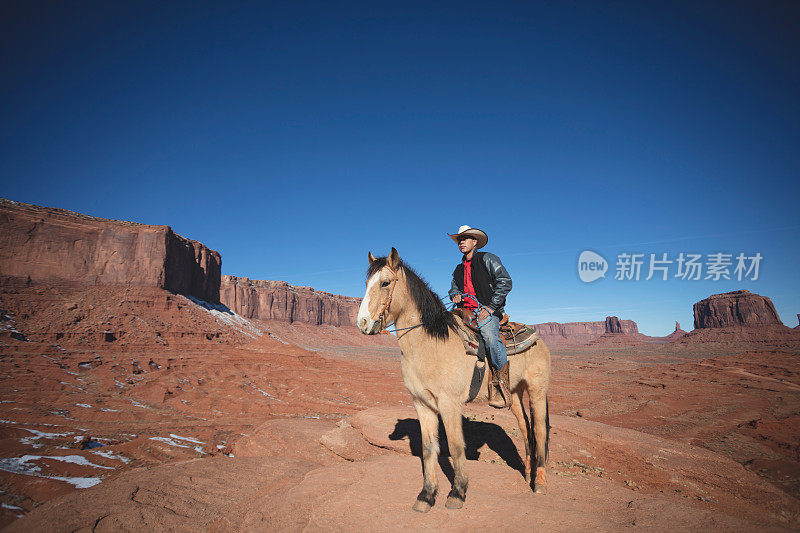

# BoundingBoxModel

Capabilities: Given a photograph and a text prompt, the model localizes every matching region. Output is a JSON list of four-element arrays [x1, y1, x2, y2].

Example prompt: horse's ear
[[368, 251, 377, 264], [388, 247, 400, 269]]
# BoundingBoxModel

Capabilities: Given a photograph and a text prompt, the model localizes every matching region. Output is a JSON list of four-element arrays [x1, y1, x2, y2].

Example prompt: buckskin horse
[[357, 248, 551, 512]]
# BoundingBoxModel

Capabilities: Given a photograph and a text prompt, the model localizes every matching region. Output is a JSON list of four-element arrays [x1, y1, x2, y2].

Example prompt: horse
[[357, 248, 551, 512]]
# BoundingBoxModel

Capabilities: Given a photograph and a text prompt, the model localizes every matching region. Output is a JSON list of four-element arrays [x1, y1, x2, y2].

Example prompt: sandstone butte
[[221, 275, 360, 327], [0, 198, 221, 304], [675, 290, 800, 349], [694, 289, 782, 329], [533, 316, 688, 346], [2, 197, 800, 531]]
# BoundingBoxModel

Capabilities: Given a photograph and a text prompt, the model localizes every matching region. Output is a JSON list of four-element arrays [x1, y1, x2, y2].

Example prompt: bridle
[[376, 266, 399, 333], [370, 264, 424, 337]]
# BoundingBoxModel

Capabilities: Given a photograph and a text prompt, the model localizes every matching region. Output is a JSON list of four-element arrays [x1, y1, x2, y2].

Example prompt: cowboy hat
[[449, 225, 488, 249]]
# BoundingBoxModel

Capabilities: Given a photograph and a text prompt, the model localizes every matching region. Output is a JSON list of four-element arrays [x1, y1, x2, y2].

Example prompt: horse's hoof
[[445, 496, 464, 509], [533, 467, 547, 494], [412, 499, 433, 513]]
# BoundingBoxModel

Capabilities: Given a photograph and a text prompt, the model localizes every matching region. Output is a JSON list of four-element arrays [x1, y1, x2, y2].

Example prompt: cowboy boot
[[489, 363, 512, 409], [488, 366, 500, 405]]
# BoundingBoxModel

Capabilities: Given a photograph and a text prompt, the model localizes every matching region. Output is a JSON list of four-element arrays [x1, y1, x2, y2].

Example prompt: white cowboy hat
[[449, 225, 488, 249]]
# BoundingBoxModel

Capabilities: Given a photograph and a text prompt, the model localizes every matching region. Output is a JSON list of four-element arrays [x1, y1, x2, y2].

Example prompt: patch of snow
[[91, 450, 131, 464], [0, 455, 110, 488], [100, 408, 119, 412], [75, 403, 92, 408], [54, 476, 103, 489], [169, 434, 204, 444], [184, 296, 264, 338], [148, 436, 190, 449], [148, 437, 203, 453], [36, 455, 113, 469], [129, 399, 150, 409], [2, 503, 23, 511], [20, 428, 72, 448], [247, 383, 285, 403]]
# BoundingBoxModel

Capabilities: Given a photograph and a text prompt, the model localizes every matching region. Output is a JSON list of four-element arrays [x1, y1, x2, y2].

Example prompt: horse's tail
[[545, 395, 550, 461]]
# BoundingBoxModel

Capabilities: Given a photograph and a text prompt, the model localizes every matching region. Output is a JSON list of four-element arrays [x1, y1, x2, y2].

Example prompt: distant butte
[[693, 289, 782, 329], [676, 290, 800, 349]]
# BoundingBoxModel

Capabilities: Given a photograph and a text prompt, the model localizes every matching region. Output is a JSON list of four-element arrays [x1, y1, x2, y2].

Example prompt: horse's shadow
[[388, 416, 525, 485]]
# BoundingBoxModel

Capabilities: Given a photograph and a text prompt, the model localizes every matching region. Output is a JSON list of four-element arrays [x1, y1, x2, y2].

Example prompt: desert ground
[[1, 280, 799, 531]]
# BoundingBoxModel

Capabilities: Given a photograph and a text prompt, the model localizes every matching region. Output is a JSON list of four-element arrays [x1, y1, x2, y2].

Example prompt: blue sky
[[2, 1, 798, 335]]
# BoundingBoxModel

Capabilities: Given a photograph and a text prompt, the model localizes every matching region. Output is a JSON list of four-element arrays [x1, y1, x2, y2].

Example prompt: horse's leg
[[509, 389, 531, 483], [412, 400, 439, 513], [439, 398, 468, 509], [529, 393, 549, 494]]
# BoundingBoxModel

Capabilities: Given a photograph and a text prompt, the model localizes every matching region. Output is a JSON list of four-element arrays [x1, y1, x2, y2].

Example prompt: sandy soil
[[1, 282, 798, 530]]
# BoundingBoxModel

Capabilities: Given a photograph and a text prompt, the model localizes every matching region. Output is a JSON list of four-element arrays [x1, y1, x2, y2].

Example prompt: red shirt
[[462, 258, 479, 310]]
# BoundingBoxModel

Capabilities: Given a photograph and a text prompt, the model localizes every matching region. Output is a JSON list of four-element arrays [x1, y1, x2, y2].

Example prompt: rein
[[451, 292, 494, 328], [372, 269, 490, 336]]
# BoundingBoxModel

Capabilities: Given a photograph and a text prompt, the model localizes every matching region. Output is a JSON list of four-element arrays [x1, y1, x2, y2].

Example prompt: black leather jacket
[[449, 251, 512, 317]]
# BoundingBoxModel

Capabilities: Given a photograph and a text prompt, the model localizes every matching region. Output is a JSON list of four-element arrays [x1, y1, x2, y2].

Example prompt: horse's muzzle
[[358, 318, 382, 335]]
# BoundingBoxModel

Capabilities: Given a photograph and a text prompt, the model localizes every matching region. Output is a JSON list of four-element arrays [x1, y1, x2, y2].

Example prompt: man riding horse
[[448, 225, 513, 409]]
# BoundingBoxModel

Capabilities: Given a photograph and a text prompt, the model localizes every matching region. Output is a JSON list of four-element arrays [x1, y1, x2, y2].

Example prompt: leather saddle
[[451, 307, 540, 358]]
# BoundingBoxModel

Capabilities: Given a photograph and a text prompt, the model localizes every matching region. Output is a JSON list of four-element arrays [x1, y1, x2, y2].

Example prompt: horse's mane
[[367, 257, 458, 341]]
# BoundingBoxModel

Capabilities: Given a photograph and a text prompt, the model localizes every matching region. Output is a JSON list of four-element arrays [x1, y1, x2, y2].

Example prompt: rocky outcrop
[[693, 290, 782, 329], [586, 316, 649, 347], [221, 275, 360, 327], [605, 316, 623, 334], [677, 291, 800, 349], [663, 322, 687, 342], [0, 199, 221, 303], [796, 314, 800, 329], [533, 319, 639, 346]]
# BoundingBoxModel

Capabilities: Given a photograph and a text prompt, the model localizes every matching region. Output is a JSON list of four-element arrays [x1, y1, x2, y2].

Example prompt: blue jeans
[[477, 314, 507, 370]]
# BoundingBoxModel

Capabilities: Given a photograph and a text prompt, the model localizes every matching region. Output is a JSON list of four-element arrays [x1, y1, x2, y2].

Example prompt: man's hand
[[478, 307, 494, 321], [452, 294, 462, 304]]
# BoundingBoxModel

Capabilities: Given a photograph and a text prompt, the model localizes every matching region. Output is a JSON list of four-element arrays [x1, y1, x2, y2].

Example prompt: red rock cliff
[[533, 319, 639, 346], [0, 199, 221, 303], [693, 290, 782, 329], [221, 275, 360, 327]]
